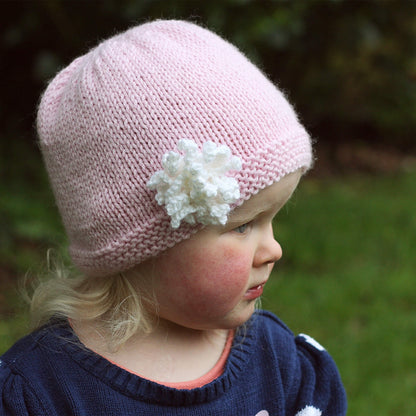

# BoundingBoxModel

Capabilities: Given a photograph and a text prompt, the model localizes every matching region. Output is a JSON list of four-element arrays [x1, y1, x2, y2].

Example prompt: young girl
[[0, 20, 347, 415]]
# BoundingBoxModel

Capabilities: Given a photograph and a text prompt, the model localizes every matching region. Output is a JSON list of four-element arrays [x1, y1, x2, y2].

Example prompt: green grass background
[[265, 170, 416, 415], [1, 169, 416, 414]]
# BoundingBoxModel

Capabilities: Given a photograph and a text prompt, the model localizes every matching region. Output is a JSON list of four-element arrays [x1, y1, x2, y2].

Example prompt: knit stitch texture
[[37, 20, 312, 276]]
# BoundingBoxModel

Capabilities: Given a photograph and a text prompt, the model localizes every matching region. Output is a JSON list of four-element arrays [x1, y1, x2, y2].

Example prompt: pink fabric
[[37, 20, 312, 276]]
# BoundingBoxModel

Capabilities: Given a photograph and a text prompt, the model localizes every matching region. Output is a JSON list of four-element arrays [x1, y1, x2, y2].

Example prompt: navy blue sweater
[[0, 311, 346, 415]]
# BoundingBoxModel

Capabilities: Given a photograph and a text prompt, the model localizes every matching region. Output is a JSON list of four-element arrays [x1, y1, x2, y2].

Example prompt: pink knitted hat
[[37, 20, 312, 277]]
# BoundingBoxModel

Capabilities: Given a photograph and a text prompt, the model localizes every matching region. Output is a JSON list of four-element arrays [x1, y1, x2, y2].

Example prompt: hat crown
[[37, 20, 312, 276]]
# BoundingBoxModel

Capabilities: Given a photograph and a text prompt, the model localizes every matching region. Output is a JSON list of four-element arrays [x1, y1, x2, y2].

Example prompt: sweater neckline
[[60, 317, 258, 405], [142, 329, 235, 389]]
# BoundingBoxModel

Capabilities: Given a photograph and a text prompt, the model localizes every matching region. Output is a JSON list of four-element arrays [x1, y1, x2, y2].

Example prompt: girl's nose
[[253, 224, 283, 267]]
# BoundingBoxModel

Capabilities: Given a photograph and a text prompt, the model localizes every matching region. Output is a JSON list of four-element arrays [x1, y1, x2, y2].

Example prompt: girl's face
[[137, 171, 301, 331]]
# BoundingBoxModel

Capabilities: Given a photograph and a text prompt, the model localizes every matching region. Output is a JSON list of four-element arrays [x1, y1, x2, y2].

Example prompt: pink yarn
[[37, 20, 312, 277]]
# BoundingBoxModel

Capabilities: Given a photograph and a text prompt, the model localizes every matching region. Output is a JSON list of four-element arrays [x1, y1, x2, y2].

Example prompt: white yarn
[[299, 334, 325, 351], [295, 406, 322, 416], [147, 139, 242, 229]]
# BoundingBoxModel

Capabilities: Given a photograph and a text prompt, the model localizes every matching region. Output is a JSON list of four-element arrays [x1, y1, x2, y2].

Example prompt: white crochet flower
[[147, 139, 242, 229]]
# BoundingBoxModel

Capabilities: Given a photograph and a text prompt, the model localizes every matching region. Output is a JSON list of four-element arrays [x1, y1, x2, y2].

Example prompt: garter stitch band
[[37, 19, 313, 277]]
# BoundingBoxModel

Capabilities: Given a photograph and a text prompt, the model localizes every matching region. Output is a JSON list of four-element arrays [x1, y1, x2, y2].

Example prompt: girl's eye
[[234, 223, 250, 234]]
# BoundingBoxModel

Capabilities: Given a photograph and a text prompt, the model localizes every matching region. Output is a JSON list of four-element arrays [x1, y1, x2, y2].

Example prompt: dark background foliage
[[2, 0, 416, 162]]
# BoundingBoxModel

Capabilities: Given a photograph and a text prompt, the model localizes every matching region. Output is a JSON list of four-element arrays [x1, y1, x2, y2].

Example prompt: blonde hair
[[25, 251, 155, 351]]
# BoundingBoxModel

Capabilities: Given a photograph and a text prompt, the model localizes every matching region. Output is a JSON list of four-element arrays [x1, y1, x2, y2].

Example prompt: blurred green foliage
[[265, 170, 416, 415]]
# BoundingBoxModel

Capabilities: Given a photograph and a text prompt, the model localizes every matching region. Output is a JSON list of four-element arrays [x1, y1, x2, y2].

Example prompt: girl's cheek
[[156, 240, 252, 317], [187, 246, 251, 303]]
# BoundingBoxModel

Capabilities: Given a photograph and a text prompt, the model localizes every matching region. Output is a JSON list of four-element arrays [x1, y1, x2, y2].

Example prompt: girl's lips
[[244, 283, 265, 300]]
